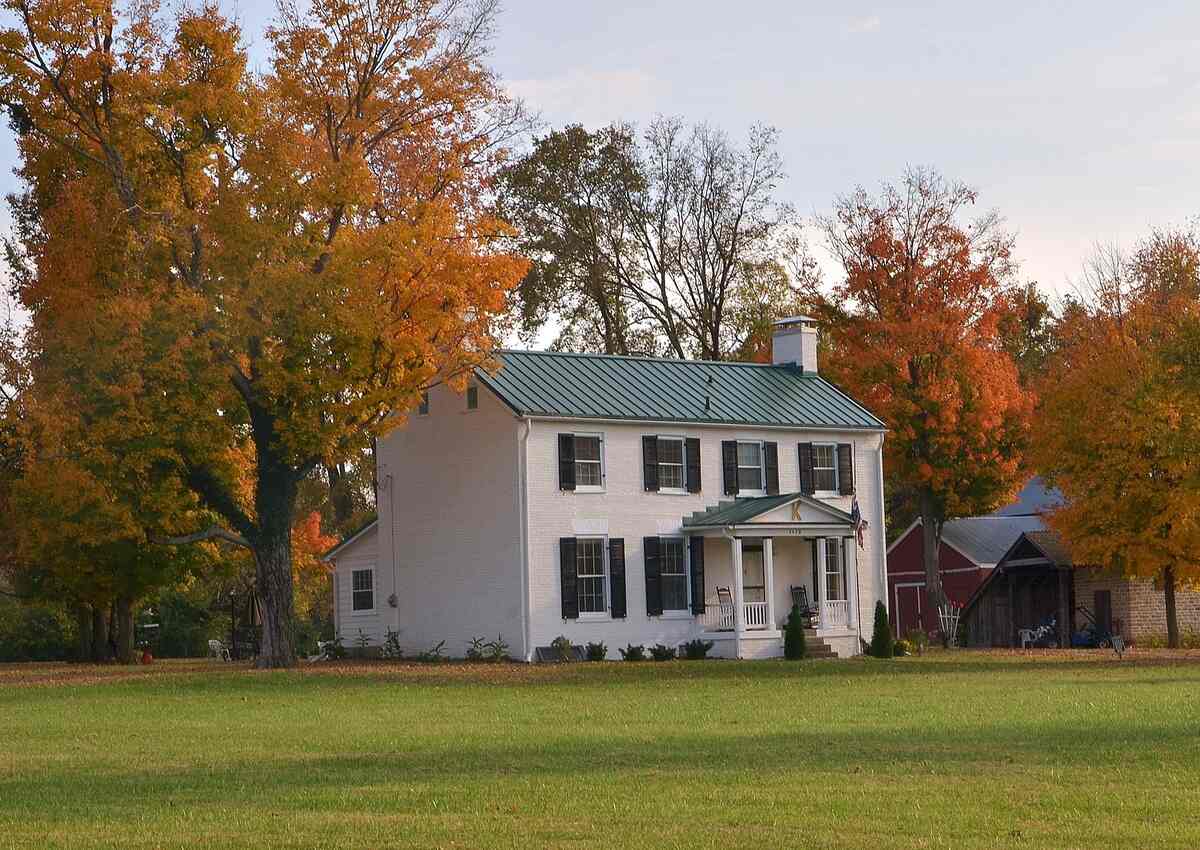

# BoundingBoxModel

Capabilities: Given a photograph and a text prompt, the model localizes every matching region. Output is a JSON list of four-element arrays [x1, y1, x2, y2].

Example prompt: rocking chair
[[789, 586, 819, 627]]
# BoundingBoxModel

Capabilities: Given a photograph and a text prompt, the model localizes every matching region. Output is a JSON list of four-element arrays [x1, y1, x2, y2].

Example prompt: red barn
[[885, 479, 1059, 638]]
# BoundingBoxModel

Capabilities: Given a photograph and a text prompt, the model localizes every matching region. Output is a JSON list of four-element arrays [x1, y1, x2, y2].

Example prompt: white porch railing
[[821, 599, 850, 629], [700, 602, 770, 631]]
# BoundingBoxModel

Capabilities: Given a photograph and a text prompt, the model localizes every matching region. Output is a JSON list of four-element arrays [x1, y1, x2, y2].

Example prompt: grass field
[[1, 651, 1198, 850]]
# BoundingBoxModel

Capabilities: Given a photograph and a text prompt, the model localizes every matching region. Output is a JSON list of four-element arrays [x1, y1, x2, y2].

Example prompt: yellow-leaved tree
[[1033, 230, 1200, 647], [0, 0, 528, 666]]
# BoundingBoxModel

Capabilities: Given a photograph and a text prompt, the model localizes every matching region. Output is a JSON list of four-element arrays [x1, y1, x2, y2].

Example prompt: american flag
[[850, 497, 869, 548]]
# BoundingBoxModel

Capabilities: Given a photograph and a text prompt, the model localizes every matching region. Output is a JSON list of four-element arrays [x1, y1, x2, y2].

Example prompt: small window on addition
[[418, 392, 429, 416], [466, 384, 478, 410]]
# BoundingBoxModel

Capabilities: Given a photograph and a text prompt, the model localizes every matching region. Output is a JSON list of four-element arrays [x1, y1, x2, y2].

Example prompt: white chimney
[[771, 316, 818, 373]]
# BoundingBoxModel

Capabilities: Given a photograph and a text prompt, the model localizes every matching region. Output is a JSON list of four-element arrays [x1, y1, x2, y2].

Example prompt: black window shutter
[[721, 440, 739, 496], [798, 442, 815, 495], [685, 437, 701, 493], [642, 436, 659, 492], [763, 442, 780, 495], [558, 434, 576, 491], [643, 536, 663, 616], [609, 538, 627, 619], [837, 443, 855, 495], [559, 538, 578, 619], [689, 536, 706, 615], [811, 538, 819, 601]]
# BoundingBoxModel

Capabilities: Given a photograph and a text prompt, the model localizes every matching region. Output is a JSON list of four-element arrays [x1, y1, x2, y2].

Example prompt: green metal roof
[[476, 350, 885, 430], [683, 493, 854, 527]]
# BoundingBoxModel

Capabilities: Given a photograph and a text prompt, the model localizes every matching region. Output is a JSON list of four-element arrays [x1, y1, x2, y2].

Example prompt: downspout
[[518, 417, 533, 662], [876, 434, 888, 616], [384, 472, 399, 637]]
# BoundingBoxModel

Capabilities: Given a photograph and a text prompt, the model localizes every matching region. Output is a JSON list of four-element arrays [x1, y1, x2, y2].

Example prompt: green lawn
[[1, 652, 1198, 849]]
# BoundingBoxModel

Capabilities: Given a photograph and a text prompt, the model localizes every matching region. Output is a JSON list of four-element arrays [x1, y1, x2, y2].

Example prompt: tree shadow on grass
[[5, 713, 1197, 821]]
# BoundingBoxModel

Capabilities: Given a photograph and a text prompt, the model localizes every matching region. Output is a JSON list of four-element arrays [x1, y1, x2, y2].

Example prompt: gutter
[[876, 434, 889, 617]]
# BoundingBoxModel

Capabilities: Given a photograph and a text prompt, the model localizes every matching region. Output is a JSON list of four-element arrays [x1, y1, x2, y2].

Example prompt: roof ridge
[[496, 348, 805, 371]]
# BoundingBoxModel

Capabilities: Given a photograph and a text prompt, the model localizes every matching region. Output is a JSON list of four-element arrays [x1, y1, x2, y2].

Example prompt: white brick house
[[325, 318, 889, 660]]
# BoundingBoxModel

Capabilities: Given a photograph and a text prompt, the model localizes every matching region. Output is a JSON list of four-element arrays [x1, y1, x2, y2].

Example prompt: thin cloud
[[507, 69, 661, 128], [848, 15, 882, 34]]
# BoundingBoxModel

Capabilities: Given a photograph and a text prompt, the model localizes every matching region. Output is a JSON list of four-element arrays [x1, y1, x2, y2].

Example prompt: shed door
[[1094, 590, 1113, 634], [894, 584, 924, 637]]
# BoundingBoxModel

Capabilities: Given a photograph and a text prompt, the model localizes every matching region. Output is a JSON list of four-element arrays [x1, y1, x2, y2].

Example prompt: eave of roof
[[683, 492, 854, 527], [476, 349, 886, 431], [321, 517, 378, 561]]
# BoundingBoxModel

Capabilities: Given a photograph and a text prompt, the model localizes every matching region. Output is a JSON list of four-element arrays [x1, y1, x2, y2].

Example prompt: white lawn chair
[[1017, 629, 1036, 650], [208, 639, 232, 661]]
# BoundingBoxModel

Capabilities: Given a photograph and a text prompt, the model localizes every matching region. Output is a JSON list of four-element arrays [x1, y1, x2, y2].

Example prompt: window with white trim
[[813, 443, 838, 492], [737, 441, 764, 493], [824, 539, 845, 601], [576, 538, 607, 614], [351, 568, 375, 611], [660, 538, 688, 611], [658, 436, 685, 491], [574, 434, 604, 490], [418, 392, 429, 416]]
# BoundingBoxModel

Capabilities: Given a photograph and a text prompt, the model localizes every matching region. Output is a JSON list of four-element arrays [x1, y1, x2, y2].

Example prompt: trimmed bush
[[619, 643, 646, 661], [649, 643, 676, 661], [783, 604, 808, 660], [893, 639, 912, 657], [680, 639, 714, 660], [584, 641, 608, 661], [869, 600, 894, 658]]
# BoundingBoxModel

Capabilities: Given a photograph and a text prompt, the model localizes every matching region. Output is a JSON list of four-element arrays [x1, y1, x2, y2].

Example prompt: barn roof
[[476, 350, 886, 431], [939, 515, 1048, 567]]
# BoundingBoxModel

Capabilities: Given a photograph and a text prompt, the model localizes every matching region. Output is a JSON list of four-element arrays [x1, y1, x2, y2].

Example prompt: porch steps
[[801, 629, 838, 660]]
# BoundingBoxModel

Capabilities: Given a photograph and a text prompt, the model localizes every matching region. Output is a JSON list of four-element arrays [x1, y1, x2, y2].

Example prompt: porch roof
[[681, 492, 854, 529]]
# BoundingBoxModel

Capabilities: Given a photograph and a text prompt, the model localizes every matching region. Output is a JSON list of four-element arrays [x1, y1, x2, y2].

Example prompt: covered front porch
[[682, 493, 861, 658]]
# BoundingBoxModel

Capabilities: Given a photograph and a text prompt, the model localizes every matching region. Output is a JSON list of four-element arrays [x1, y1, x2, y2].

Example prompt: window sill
[[657, 488, 689, 496], [813, 491, 844, 499], [657, 611, 694, 620], [350, 610, 377, 617], [576, 613, 611, 623], [574, 486, 606, 494], [739, 489, 766, 498]]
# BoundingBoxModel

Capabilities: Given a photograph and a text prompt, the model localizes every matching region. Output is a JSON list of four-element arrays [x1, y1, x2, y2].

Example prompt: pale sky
[[4, 1, 1200, 301]]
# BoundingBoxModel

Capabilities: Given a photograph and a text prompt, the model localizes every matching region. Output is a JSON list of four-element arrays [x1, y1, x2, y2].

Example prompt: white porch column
[[763, 537, 775, 630], [845, 537, 858, 629], [730, 536, 745, 657], [815, 536, 827, 631]]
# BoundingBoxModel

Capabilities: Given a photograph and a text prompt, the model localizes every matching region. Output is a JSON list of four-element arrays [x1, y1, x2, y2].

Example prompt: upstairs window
[[824, 539, 845, 602], [574, 435, 604, 489], [658, 437, 685, 491], [813, 443, 838, 492], [351, 568, 374, 612], [737, 441, 764, 492], [466, 384, 478, 410], [417, 392, 429, 416]]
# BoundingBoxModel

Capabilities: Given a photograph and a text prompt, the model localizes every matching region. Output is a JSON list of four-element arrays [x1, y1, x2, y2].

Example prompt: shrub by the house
[[680, 639, 714, 660], [869, 600, 894, 658], [619, 644, 646, 661], [784, 604, 808, 660], [585, 641, 608, 661]]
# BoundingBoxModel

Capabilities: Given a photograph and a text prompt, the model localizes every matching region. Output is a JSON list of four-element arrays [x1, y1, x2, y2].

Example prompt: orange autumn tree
[[1033, 230, 1200, 648], [805, 168, 1034, 638], [0, 0, 528, 666]]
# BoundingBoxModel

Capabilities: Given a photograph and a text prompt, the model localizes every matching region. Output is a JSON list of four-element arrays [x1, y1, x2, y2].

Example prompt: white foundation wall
[[525, 420, 886, 658], [331, 527, 384, 645], [372, 382, 525, 659]]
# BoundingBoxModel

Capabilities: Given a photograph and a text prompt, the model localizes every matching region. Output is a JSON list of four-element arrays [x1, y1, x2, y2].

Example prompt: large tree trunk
[[1164, 563, 1179, 649], [114, 596, 135, 664], [918, 490, 949, 643], [75, 604, 93, 662], [253, 461, 299, 668], [90, 605, 110, 663]]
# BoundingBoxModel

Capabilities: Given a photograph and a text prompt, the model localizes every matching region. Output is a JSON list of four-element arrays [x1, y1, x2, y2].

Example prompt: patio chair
[[790, 585, 819, 626], [715, 586, 735, 631], [208, 639, 232, 662], [1017, 629, 1036, 650]]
